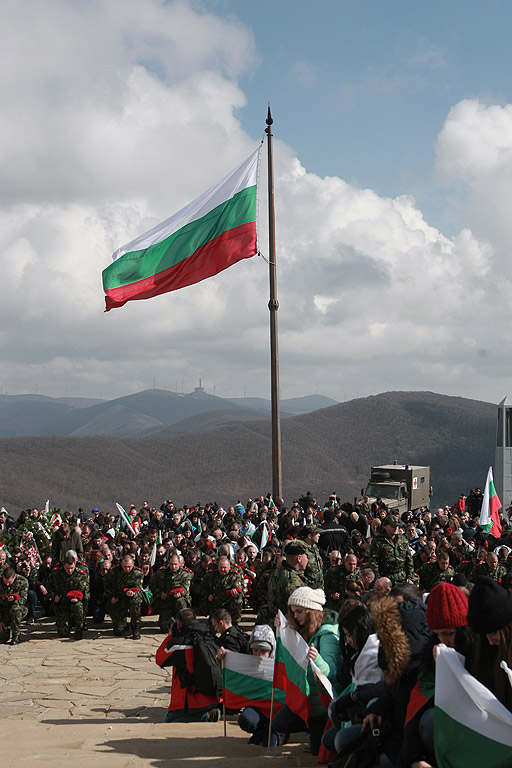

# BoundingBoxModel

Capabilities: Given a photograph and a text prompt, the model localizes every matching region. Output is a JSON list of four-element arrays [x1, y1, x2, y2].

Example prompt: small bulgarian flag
[[102, 148, 260, 311], [274, 610, 310, 723], [435, 645, 512, 768], [479, 466, 502, 538], [222, 650, 285, 718]]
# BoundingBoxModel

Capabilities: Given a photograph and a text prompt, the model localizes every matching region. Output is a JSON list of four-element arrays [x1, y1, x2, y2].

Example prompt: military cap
[[301, 523, 321, 536], [283, 540, 308, 555], [384, 515, 400, 527]]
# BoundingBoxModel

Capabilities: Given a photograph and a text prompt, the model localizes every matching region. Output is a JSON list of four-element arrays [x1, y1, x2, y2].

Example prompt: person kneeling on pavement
[[47, 551, 88, 640], [156, 607, 222, 723], [0, 566, 28, 645], [217, 624, 281, 747]]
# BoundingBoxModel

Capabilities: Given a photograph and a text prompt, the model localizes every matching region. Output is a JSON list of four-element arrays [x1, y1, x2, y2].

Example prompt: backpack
[[192, 630, 222, 698]]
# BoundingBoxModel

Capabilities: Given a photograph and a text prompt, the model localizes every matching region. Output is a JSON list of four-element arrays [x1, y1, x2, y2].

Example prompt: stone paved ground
[[0, 614, 317, 767]]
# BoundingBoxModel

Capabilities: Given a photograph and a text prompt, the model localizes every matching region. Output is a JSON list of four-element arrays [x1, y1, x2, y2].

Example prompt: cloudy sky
[[2, 0, 512, 405]]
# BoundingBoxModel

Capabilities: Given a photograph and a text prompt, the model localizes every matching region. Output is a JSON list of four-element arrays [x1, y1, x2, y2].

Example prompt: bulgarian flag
[[405, 669, 435, 725], [116, 503, 138, 538], [274, 610, 310, 723], [480, 466, 502, 538], [435, 645, 512, 768], [102, 148, 260, 311], [222, 650, 285, 718]]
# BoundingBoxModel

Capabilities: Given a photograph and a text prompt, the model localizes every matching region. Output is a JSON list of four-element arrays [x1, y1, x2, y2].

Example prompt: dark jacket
[[367, 598, 430, 763], [215, 624, 249, 653], [155, 620, 219, 716]]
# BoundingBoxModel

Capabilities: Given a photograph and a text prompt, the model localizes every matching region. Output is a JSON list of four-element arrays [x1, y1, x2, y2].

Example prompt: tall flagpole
[[265, 106, 282, 501]]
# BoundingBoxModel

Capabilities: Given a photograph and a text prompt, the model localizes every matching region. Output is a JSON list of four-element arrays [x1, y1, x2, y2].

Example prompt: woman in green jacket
[[272, 586, 340, 755]]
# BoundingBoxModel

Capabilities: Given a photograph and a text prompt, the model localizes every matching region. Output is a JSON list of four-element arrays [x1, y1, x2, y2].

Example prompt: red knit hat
[[426, 582, 468, 630]]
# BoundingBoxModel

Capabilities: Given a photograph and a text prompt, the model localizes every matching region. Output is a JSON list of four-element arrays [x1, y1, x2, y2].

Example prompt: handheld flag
[[116, 503, 138, 538], [103, 148, 260, 311], [150, 541, 157, 567], [435, 645, 512, 768], [274, 610, 310, 723], [222, 650, 285, 718], [259, 522, 269, 550], [480, 466, 502, 538]]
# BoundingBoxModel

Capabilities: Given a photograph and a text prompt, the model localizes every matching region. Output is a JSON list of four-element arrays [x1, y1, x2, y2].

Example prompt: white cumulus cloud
[[0, 1, 509, 406]]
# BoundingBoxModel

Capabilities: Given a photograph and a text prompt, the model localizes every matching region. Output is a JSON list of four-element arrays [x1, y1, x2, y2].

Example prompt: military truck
[[363, 464, 430, 515]]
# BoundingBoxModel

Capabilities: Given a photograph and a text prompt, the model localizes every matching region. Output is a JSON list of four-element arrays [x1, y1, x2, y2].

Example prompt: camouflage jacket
[[149, 566, 192, 600], [473, 562, 507, 583], [303, 543, 325, 589], [104, 565, 144, 600], [0, 573, 28, 607], [266, 561, 306, 618], [47, 564, 89, 603], [206, 569, 244, 605], [190, 565, 211, 599], [324, 565, 360, 606], [418, 562, 455, 592], [455, 559, 481, 581], [367, 531, 414, 583]]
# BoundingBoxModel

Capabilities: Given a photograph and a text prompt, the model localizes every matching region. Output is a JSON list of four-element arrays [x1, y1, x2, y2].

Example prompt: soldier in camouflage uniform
[[301, 524, 325, 589], [324, 553, 360, 610], [367, 515, 415, 585], [418, 551, 454, 592], [191, 554, 214, 615], [0, 566, 28, 644], [473, 552, 507, 584], [206, 556, 244, 624], [47, 552, 89, 640], [150, 553, 193, 632], [256, 540, 308, 625], [0, 548, 8, 577], [455, 547, 486, 582], [104, 553, 144, 639]]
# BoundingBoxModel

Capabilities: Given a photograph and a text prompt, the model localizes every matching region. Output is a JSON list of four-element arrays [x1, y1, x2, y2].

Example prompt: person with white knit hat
[[272, 586, 340, 755]]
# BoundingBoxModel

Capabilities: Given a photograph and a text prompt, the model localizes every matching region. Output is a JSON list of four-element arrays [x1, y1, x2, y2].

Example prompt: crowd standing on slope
[[1, 489, 512, 767]]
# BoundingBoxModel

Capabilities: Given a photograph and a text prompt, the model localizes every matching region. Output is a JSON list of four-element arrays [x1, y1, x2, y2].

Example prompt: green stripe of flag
[[103, 185, 256, 291], [435, 707, 512, 768]]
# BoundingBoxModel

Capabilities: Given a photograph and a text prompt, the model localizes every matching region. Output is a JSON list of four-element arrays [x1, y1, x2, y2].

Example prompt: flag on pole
[[480, 466, 502, 538], [102, 148, 260, 311], [116, 503, 138, 537], [222, 650, 285, 718], [435, 645, 512, 768], [273, 610, 310, 723]]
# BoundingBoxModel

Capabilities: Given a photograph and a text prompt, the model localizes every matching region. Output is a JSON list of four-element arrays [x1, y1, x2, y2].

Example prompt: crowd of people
[[1, 489, 512, 767]]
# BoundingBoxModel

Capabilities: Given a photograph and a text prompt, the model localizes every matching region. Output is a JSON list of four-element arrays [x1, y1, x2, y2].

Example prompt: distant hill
[[0, 388, 336, 438], [0, 391, 497, 514], [227, 394, 338, 415]]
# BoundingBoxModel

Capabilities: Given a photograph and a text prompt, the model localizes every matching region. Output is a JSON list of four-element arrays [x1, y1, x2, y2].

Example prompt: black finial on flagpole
[[266, 104, 273, 132]]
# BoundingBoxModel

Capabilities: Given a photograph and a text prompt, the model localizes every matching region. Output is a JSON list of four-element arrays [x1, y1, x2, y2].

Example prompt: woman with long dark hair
[[323, 604, 382, 755], [467, 576, 512, 712]]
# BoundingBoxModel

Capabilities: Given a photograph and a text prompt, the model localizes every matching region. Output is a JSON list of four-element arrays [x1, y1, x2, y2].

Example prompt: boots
[[74, 626, 83, 641], [8, 634, 20, 645], [131, 624, 141, 640]]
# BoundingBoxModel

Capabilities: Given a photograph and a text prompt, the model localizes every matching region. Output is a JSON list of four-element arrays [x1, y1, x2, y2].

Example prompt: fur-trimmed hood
[[370, 596, 411, 685], [369, 597, 430, 686]]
